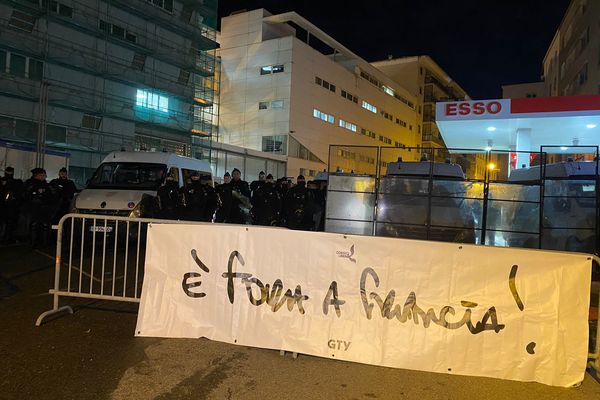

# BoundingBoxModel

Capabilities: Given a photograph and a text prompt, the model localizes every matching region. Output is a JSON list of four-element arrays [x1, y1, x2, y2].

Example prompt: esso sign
[[445, 101, 503, 116]]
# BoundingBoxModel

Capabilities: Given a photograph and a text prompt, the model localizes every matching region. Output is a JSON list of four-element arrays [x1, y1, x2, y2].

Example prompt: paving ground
[[1, 243, 599, 400]]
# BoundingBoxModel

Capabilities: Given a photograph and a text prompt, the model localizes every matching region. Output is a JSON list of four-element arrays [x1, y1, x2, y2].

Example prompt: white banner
[[136, 224, 592, 387]]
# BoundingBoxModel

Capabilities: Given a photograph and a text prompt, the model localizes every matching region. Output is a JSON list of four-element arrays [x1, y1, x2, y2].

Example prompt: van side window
[[182, 168, 194, 184], [200, 173, 213, 187], [168, 167, 179, 183], [182, 168, 213, 187]]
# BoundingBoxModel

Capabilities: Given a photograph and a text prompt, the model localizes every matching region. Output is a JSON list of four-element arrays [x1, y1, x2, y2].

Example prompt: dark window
[[329, 84, 336, 93], [315, 76, 321, 85], [272, 65, 284, 73], [9, 10, 36, 32], [164, 0, 173, 12], [99, 20, 109, 32], [178, 69, 190, 84], [323, 81, 329, 90], [262, 137, 283, 153], [15, 119, 37, 141], [0, 50, 6, 73], [258, 101, 269, 110], [125, 32, 137, 43], [58, 4, 73, 18], [46, 124, 66, 143], [353, 96, 358, 103], [29, 59, 43, 81], [341, 90, 346, 97], [10, 54, 26, 78], [111, 25, 125, 39], [82, 114, 102, 130], [131, 53, 146, 71]]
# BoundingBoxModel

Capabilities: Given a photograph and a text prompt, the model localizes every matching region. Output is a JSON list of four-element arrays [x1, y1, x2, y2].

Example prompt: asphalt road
[[1, 243, 599, 400]]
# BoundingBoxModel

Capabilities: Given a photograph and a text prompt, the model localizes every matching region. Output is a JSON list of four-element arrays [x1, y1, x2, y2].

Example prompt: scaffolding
[[0, 0, 219, 186]]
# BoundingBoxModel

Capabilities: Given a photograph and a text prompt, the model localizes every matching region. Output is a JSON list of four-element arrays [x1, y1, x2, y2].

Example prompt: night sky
[[218, 0, 571, 99]]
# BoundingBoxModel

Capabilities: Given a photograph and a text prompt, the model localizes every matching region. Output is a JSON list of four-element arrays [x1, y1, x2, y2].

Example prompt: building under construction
[[0, 0, 219, 186]]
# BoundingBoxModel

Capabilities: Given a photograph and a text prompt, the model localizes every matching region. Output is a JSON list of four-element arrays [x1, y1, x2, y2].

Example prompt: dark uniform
[[181, 175, 217, 222], [49, 168, 77, 224], [284, 175, 314, 231], [24, 168, 57, 247], [0, 167, 23, 242], [251, 174, 282, 226], [215, 172, 233, 223], [229, 168, 252, 224], [156, 175, 180, 220], [250, 171, 266, 198], [307, 181, 325, 231]]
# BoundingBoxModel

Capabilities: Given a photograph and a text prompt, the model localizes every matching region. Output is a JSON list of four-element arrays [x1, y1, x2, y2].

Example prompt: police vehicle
[[74, 151, 213, 225]]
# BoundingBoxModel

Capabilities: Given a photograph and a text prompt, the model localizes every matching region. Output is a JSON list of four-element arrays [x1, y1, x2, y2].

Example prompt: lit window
[[136, 89, 169, 112], [260, 66, 272, 75], [313, 108, 333, 124], [339, 119, 357, 132], [362, 101, 377, 113], [271, 100, 284, 109], [382, 86, 395, 96]]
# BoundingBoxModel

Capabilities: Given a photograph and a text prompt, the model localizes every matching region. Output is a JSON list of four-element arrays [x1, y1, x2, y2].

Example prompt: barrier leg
[[36, 221, 73, 326], [35, 297, 73, 326]]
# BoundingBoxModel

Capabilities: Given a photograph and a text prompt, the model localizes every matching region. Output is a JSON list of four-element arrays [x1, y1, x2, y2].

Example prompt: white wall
[[218, 9, 420, 177]]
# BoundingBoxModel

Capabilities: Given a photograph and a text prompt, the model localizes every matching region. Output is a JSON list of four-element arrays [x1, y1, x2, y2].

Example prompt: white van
[[74, 151, 213, 218]]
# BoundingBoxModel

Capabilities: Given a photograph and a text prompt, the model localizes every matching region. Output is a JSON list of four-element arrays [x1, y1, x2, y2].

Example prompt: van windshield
[[87, 162, 167, 190]]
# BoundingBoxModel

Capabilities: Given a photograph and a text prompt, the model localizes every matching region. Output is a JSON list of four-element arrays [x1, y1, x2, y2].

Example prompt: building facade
[[370, 56, 494, 178], [502, 82, 546, 99], [218, 9, 421, 178], [0, 0, 219, 186], [371, 56, 469, 153], [542, 0, 599, 97]]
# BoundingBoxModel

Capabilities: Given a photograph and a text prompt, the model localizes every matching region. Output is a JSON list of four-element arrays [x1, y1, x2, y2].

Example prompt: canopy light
[[586, 124, 597, 129], [487, 126, 497, 132]]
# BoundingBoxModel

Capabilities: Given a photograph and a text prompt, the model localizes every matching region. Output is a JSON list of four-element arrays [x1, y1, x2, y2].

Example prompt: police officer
[[250, 171, 266, 198], [156, 172, 180, 220], [24, 168, 56, 247], [229, 168, 251, 224], [284, 175, 314, 230], [181, 171, 216, 222], [307, 180, 325, 231], [49, 167, 77, 224], [251, 173, 282, 226], [215, 172, 233, 223], [0, 167, 23, 243]]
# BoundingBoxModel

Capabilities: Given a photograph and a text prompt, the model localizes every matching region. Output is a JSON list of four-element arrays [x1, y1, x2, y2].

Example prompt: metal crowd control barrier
[[35, 215, 600, 377], [35, 213, 205, 326]]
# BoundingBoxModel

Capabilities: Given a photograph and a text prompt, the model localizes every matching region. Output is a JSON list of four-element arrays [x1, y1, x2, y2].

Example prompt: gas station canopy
[[436, 95, 600, 154]]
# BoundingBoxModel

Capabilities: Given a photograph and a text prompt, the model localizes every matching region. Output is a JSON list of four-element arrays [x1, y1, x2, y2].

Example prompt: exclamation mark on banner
[[509, 264, 536, 355]]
